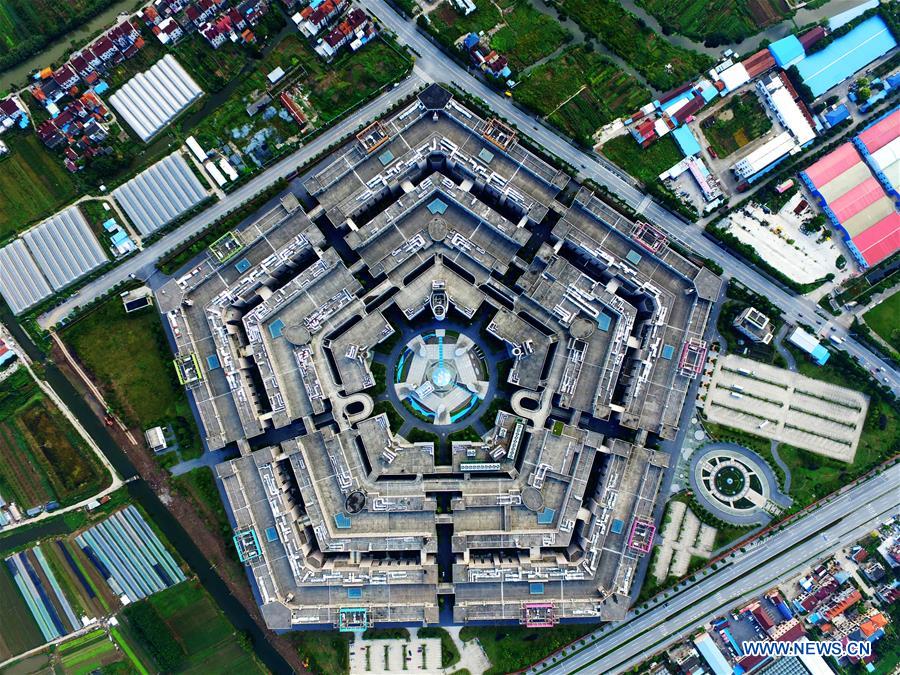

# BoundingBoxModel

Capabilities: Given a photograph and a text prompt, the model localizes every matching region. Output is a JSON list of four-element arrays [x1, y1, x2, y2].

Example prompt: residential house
[[53, 64, 80, 91], [155, 16, 185, 44], [0, 97, 28, 132], [295, 0, 346, 36], [236, 0, 268, 25], [314, 8, 375, 60]]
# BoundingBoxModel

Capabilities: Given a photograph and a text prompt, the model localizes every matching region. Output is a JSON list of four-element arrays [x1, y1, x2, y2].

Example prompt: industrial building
[[157, 86, 721, 630], [112, 151, 209, 236], [801, 137, 899, 268], [109, 54, 203, 141], [795, 15, 897, 98]]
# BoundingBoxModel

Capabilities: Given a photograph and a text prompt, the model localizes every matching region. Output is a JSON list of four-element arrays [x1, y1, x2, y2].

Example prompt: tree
[[857, 86, 871, 102]]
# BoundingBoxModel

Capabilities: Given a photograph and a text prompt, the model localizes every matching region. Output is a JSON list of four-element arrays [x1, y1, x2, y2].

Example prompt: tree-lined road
[[529, 463, 900, 674]]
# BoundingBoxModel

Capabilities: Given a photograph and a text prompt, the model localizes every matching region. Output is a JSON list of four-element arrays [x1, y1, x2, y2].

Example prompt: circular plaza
[[392, 329, 489, 426]]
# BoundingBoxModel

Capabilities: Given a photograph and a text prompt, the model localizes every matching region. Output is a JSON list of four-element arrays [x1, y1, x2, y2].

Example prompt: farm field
[[558, 0, 713, 90], [124, 580, 265, 674], [863, 289, 900, 354], [489, 2, 570, 71], [515, 47, 650, 145], [0, 562, 44, 662], [0, 368, 107, 511], [55, 629, 131, 675], [637, 0, 791, 44], [701, 92, 773, 158], [0, 0, 119, 71], [61, 295, 202, 459], [0, 132, 78, 242]]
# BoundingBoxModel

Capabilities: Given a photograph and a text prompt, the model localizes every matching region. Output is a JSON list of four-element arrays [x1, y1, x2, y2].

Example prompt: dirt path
[[50, 342, 310, 674]]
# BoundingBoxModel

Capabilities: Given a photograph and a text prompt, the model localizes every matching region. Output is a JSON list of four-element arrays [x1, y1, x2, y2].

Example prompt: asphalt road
[[528, 463, 900, 675], [37, 75, 424, 330], [357, 0, 900, 397]]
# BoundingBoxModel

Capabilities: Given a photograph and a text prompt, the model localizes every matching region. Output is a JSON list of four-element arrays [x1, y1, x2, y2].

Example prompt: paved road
[[360, 0, 900, 398], [527, 463, 900, 675], [37, 75, 424, 330]]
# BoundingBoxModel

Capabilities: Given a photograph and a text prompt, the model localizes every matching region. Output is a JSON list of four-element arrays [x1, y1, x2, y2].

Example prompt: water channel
[[0, 303, 293, 674]]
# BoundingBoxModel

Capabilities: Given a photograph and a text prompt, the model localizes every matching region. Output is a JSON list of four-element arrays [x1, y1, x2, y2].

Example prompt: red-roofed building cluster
[[314, 8, 376, 60], [141, 0, 268, 46], [35, 91, 113, 172]]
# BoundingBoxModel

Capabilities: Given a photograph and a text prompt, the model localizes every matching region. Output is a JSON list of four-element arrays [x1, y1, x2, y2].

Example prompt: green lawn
[[0, 132, 78, 242], [460, 624, 597, 675], [61, 296, 202, 458], [489, 2, 569, 71], [559, 0, 713, 90], [636, 0, 790, 44], [291, 631, 350, 675], [863, 289, 900, 354], [515, 47, 650, 145], [702, 92, 773, 158], [602, 134, 682, 185]]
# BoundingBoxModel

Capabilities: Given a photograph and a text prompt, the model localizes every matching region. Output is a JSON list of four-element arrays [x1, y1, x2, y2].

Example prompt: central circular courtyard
[[713, 465, 746, 497], [393, 329, 489, 426]]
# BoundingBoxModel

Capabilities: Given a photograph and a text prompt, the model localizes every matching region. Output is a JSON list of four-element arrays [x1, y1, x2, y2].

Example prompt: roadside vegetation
[[515, 46, 650, 146], [61, 295, 202, 458], [488, 2, 570, 71], [291, 631, 350, 675], [863, 289, 900, 354]]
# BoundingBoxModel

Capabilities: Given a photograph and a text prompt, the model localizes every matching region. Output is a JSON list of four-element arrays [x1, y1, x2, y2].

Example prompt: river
[[0, 304, 292, 674], [0, 0, 146, 93]]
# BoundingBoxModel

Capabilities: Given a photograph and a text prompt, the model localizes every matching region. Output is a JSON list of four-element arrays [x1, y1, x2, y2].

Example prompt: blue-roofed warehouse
[[694, 632, 732, 675], [672, 125, 702, 157], [796, 16, 897, 98], [769, 35, 805, 68]]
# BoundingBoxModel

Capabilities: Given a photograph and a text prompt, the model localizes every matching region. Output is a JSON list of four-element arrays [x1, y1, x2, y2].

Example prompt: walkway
[[774, 324, 797, 372], [769, 441, 792, 494], [168, 446, 238, 477]]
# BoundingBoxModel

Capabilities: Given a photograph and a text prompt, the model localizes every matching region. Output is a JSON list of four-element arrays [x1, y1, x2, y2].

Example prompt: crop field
[[559, 0, 712, 91], [863, 289, 900, 354], [123, 580, 265, 674], [0, 368, 106, 510], [0, 563, 44, 662], [515, 47, 650, 145], [0, 0, 118, 70], [57, 630, 125, 675], [637, 0, 790, 44], [702, 92, 773, 158], [62, 295, 202, 458], [602, 134, 682, 185], [489, 2, 569, 70], [0, 132, 78, 242]]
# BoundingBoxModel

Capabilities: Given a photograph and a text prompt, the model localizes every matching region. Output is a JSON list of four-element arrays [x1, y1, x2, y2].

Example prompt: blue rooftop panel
[[811, 344, 830, 365], [626, 249, 642, 265], [536, 507, 555, 525], [265, 527, 278, 542], [672, 125, 702, 157], [378, 149, 394, 166], [611, 519, 624, 534], [662, 344, 675, 360], [427, 198, 448, 215], [823, 104, 850, 127], [269, 318, 285, 339], [597, 313, 611, 331], [235, 258, 251, 273], [347, 588, 362, 599], [335, 513, 351, 529], [478, 148, 495, 163], [796, 16, 897, 97], [769, 35, 805, 68], [529, 583, 544, 595], [206, 354, 221, 370]]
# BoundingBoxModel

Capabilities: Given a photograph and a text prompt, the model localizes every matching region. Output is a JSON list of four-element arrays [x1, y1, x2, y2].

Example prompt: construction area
[[701, 354, 869, 462], [154, 85, 722, 631]]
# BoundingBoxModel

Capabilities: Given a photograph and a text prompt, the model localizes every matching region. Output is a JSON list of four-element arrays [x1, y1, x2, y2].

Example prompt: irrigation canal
[[0, 303, 294, 674]]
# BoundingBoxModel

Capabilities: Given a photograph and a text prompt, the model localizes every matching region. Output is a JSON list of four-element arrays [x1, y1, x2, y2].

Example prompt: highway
[[36, 75, 424, 330], [357, 0, 900, 397], [526, 463, 900, 675]]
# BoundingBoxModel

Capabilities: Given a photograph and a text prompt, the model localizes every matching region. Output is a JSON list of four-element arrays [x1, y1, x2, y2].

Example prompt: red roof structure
[[853, 212, 900, 266], [804, 143, 862, 185], [858, 108, 900, 153]]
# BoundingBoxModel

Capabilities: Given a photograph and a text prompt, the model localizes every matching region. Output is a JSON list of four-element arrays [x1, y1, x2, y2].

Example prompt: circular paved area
[[689, 442, 792, 525]]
